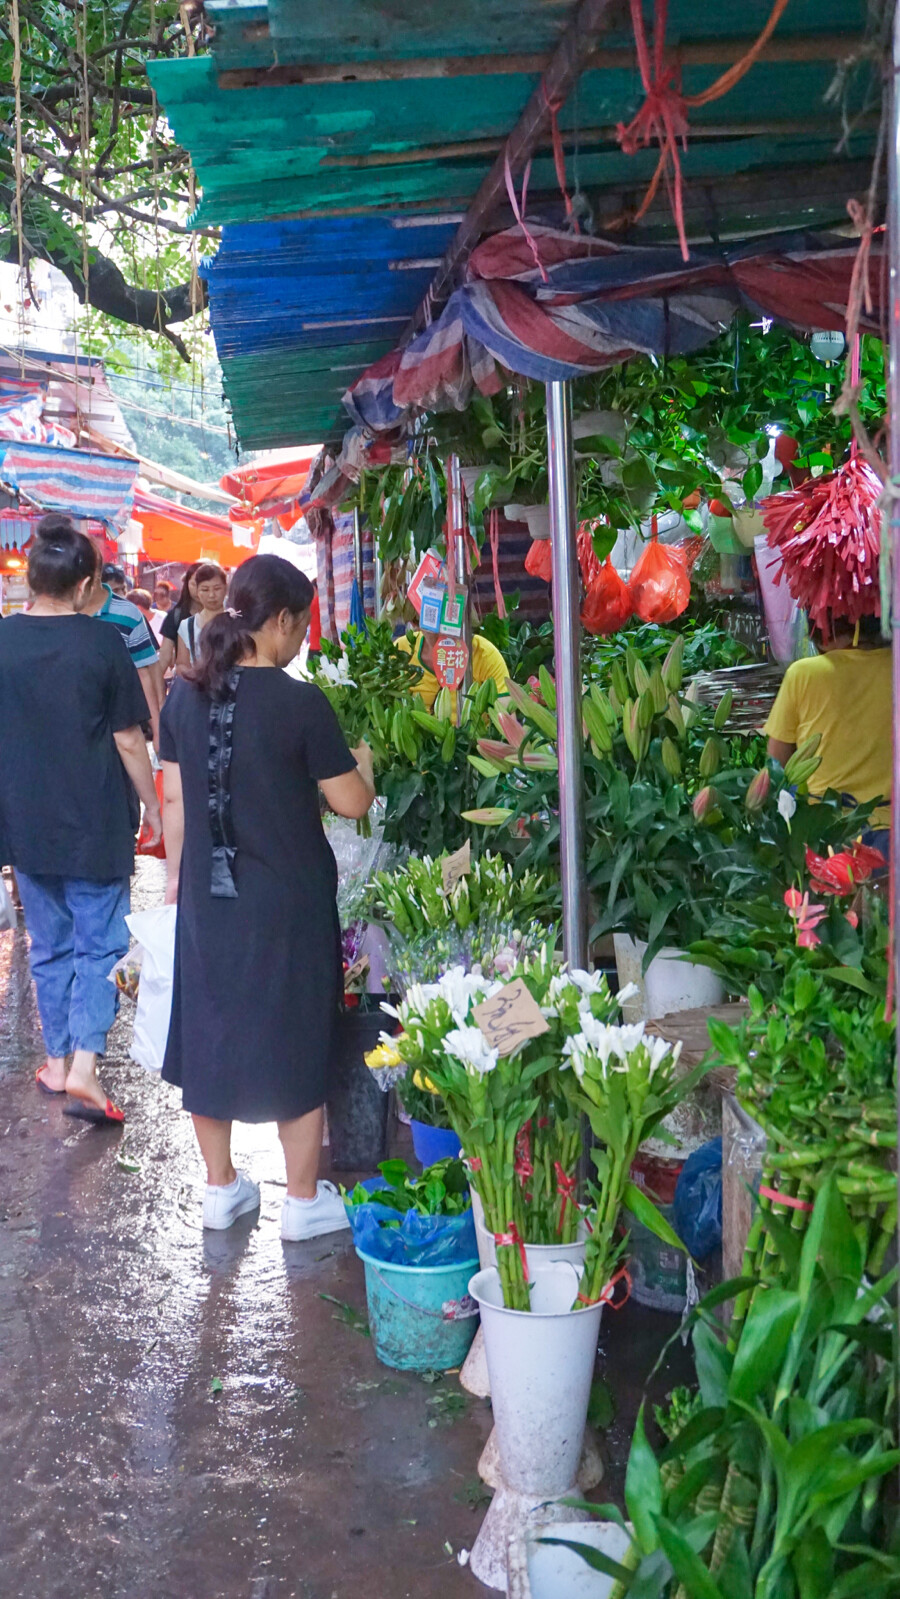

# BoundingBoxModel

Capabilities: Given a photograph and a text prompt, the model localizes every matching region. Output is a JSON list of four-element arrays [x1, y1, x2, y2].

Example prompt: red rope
[[578, 1264, 632, 1310], [759, 1185, 814, 1213], [542, 80, 580, 234], [617, 0, 791, 261], [494, 1222, 530, 1281], [504, 151, 549, 282], [554, 1161, 578, 1235], [489, 508, 507, 618]]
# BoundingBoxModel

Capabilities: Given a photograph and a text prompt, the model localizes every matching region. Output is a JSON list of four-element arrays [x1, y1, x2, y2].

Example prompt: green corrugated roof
[[150, 0, 879, 448]]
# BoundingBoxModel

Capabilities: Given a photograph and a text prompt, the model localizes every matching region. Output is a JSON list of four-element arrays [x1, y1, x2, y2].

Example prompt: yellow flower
[[412, 1069, 439, 1095], [365, 1043, 403, 1071]]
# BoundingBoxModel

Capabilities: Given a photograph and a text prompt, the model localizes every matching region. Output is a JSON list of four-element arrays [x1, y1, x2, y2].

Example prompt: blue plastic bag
[[344, 1178, 478, 1267], [673, 1138, 722, 1261]]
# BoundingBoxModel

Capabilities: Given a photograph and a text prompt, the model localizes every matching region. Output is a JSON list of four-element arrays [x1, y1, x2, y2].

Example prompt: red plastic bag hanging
[[524, 538, 553, 583], [137, 769, 166, 859], [629, 527, 690, 624], [581, 555, 633, 635]]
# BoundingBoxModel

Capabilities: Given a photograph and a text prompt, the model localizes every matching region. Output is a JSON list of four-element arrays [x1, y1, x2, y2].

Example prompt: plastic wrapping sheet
[[722, 1094, 767, 1291], [345, 1178, 477, 1266]]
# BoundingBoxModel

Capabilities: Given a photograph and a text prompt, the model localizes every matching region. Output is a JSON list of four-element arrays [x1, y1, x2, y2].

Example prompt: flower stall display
[[368, 850, 554, 992]]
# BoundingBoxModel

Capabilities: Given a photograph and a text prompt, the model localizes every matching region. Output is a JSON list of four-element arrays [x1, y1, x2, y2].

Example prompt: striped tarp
[[345, 225, 884, 432], [0, 440, 138, 530]]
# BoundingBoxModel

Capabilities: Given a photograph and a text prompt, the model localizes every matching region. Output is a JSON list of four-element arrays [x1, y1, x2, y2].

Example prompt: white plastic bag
[[126, 905, 177, 1074], [0, 876, 16, 933]]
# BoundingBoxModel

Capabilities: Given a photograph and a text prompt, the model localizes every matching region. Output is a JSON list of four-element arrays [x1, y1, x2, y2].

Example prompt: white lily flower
[[568, 968, 609, 997], [616, 982, 639, 1006], [562, 1032, 589, 1080], [317, 655, 356, 688], [443, 1025, 499, 1077], [777, 789, 797, 823], [647, 1034, 675, 1076]]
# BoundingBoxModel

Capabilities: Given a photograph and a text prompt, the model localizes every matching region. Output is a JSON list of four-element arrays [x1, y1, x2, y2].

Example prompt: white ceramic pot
[[614, 933, 725, 1022], [508, 1520, 634, 1599], [523, 504, 552, 541], [468, 1262, 604, 1589]]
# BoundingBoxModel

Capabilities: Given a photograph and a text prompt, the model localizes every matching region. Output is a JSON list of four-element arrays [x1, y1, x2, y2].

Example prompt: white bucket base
[[613, 933, 725, 1022], [460, 1323, 491, 1397], [479, 1422, 604, 1491], [508, 1519, 634, 1599], [470, 1484, 581, 1592]]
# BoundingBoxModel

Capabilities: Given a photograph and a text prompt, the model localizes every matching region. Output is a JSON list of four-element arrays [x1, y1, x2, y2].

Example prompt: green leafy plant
[[546, 1181, 899, 1598], [343, 1157, 471, 1220]]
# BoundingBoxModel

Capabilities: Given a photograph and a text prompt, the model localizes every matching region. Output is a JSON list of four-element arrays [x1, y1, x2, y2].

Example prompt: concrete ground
[[0, 860, 689, 1599]]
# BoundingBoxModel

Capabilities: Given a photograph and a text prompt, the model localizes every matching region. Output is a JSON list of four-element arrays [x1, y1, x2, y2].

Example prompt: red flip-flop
[[63, 1095, 125, 1126], [35, 1065, 65, 1097]]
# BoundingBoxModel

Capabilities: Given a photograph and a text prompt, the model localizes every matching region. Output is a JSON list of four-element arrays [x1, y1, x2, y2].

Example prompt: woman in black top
[[0, 519, 161, 1122], [157, 562, 201, 677], [159, 554, 375, 1237]]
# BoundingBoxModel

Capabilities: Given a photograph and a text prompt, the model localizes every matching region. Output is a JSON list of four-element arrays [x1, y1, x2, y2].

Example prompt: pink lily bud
[[745, 768, 771, 811], [692, 786, 716, 821]]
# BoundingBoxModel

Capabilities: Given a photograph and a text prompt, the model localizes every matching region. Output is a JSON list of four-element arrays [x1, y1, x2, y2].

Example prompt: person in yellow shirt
[[764, 615, 891, 845], [396, 628, 509, 715]]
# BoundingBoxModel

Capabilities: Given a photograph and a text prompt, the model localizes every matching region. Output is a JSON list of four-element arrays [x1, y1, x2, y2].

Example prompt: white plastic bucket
[[471, 1189, 589, 1274], [614, 933, 724, 1022], [469, 1262, 603, 1495], [510, 1520, 633, 1599]]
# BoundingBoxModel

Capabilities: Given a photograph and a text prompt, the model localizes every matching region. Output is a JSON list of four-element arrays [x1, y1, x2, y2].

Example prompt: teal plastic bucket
[[356, 1249, 481, 1371]]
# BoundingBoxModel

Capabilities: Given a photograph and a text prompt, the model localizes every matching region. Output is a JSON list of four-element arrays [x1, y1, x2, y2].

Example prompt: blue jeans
[[17, 874, 130, 1056]]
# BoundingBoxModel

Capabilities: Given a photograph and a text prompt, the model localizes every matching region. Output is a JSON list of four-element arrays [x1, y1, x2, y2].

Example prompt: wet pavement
[[0, 860, 690, 1599]]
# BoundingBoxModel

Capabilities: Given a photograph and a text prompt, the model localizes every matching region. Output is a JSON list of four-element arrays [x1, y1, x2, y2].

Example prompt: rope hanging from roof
[[616, 0, 792, 260]]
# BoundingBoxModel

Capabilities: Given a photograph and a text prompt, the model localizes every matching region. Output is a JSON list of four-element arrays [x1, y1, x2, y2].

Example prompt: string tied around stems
[[578, 1263, 632, 1310], [514, 1123, 534, 1192], [494, 1222, 529, 1282], [554, 1161, 578, 1235]]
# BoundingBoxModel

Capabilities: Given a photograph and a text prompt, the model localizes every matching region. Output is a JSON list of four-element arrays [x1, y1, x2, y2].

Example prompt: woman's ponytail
[[187, 610, 255, 701]]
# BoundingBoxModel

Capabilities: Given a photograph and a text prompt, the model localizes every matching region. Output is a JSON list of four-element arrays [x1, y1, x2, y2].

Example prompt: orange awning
[[220, 454, 318, 523], [132, 489, 259, 566]]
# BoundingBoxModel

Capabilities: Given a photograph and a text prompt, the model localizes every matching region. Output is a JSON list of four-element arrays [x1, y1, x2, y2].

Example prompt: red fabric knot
[[466, 1156, 483, 1174], [554, 1162, 578, 1235], [494, 1222, 529, 1281]]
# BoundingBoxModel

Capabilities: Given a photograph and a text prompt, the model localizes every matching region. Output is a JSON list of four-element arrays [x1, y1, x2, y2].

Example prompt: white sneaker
[[281, 1180, 351, 1242], [202, 1170, 260, 1230]]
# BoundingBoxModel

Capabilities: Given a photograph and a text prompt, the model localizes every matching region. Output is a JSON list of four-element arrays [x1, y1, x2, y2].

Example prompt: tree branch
[[0, 183, 206, 358]]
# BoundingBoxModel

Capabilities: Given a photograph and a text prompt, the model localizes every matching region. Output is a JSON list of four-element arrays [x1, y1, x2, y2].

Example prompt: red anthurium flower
[[785, 887, 827, 947], [805, 841, 885, 896]]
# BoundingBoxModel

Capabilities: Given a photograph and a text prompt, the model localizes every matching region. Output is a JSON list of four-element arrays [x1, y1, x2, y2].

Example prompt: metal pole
[[546, 380, 588, 969], [889, 0, 900, 1331], [373, 548, 384, 622], [352, 506, 365, 616], [448, 452, 473, 704]]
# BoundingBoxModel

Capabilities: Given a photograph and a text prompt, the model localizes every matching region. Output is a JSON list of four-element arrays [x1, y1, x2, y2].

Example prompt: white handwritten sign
[[441, 839, 471, 895], [473, 978, 549, 1057]]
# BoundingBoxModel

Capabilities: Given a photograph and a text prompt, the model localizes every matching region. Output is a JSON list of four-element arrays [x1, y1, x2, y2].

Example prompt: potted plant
[[342, 1156, 480, 1373], [386, 951, 704, 1589]]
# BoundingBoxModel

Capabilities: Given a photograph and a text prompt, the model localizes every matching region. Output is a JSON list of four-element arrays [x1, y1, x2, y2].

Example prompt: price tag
[[441, 839, 471, 895], [407, 550, 446, 614], [433, 635, 469, 690], [344, 955, 370, 988], [419, 582, 447, 633], [473, 978, 549, 1057], [440, 591, 466, 638]]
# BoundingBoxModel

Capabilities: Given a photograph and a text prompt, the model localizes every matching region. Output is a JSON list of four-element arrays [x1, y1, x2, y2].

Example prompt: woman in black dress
[[159, 555, 375, 1237]]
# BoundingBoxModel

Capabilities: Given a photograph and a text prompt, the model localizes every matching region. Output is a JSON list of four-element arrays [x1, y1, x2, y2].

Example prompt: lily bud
[[699, 737, 721, 779], [693, 785, 717, 821], [713, 688, 733, 730], [745, 768, 771, 811], [661, 737, 682, 778], [661, 634, 685, 692]]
